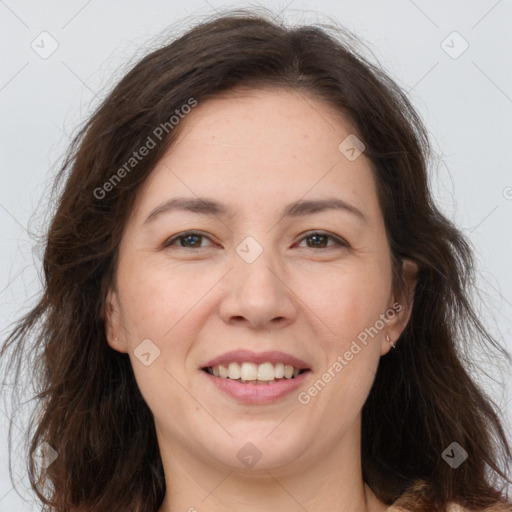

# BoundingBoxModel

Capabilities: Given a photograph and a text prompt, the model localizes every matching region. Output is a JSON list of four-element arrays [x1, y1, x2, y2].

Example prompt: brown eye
[[163, 231, 214, 249], [297, 231, 348, 249]]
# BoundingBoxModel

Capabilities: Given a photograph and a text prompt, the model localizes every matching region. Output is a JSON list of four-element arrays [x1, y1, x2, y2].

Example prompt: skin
[[105, 87, 417, 512]]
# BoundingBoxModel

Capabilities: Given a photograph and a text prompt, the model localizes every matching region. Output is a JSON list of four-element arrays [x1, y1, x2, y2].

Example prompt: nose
[[218, 243, 297, 331]]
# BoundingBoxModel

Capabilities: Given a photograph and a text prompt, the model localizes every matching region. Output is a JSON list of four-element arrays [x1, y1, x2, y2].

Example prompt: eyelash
[[162, 230, 349, 251]]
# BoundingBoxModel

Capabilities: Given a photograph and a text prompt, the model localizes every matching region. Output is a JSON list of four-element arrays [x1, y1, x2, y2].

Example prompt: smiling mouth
[[202, 362, 310, 384]]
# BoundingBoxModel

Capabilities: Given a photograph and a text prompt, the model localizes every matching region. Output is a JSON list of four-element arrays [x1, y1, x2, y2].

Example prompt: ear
[[104, 287, 128, 353], [380, 258, 418, 355]]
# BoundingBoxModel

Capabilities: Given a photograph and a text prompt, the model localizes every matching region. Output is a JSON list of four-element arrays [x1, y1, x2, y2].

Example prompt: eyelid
[[162, 230, 349, 250]]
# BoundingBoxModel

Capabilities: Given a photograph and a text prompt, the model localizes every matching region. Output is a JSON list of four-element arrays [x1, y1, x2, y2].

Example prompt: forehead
[[173, 86, 356, 152], [128, 87, 381, 227]]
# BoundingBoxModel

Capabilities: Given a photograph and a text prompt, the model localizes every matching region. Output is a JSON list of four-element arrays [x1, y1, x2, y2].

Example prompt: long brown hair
[[1, 7, 511, 512]]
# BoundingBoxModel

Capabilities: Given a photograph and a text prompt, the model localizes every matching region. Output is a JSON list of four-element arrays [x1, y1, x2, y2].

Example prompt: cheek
[[116, 261, 202, 416], [305, 260, 392, 345], [117, 256, 210, 341], [315, 260, 391, 404]]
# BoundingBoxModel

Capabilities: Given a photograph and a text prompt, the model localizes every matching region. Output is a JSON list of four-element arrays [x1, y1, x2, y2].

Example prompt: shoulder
[[385, 479, 512, 512], [387, 502, 512, 512], [447, 504, 512, 512]]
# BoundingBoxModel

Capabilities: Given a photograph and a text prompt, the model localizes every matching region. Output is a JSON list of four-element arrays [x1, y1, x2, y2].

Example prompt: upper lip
[[202, 350, 311, 370]]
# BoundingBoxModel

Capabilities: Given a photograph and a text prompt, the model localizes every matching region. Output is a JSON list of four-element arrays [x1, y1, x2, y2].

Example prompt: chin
[[202, 427, 308, 472]]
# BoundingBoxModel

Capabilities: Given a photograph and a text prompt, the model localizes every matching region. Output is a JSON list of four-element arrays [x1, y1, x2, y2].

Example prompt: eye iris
[[182, 234, 201, 247], [308, 234, 328, 248]]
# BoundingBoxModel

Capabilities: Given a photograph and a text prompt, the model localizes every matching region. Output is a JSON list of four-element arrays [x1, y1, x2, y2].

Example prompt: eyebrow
[[142, 196, 367, 226]]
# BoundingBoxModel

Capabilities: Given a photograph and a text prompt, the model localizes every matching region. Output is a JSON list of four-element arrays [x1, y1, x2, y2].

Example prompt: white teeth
[[207, 361, 305, 382], [240, 362, 258, 381], [228, 362, 241, 379], [274, 363, 284, 378], [257, 362, 275, 381]]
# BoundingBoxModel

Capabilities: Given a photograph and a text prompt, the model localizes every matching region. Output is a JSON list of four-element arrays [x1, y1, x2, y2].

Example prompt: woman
[[1, 7, 511, 512]]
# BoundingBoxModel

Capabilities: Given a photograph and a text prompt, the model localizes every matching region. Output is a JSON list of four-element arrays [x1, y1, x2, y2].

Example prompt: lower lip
[[201, 370, 311, 404]]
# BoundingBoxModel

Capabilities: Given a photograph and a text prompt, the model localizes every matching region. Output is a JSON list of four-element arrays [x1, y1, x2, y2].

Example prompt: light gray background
[[1, 0, 511, 509]]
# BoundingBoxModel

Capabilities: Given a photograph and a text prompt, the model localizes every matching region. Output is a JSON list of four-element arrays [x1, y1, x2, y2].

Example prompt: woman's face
[[106, 88, 415, 480]]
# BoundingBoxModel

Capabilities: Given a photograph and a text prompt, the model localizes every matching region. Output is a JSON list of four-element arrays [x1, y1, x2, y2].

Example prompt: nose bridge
[[219, 234, 296, 328], [234, 234, 283, 298]]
